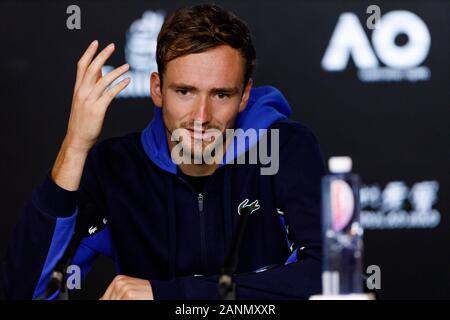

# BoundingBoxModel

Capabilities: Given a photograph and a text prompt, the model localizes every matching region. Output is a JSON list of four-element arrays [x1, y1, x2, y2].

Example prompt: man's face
[[150, 45, 252, 163]]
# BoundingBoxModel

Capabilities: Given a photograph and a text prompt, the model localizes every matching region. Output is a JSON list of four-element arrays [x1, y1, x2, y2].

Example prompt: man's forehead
[[164, 45, 245, 89]]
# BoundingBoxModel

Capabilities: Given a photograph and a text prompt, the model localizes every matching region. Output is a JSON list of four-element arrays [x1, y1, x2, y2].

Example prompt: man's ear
[[238, 78, 253, 112], [150, 72, 162, 108]]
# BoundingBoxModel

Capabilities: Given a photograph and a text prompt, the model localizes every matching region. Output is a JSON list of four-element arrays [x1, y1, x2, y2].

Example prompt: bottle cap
[[328, 156, 352, 173]]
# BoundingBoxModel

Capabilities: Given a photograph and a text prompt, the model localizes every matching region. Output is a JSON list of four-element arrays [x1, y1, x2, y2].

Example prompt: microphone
[[40, 202, 99, 300], [218, 199, 260, 300]]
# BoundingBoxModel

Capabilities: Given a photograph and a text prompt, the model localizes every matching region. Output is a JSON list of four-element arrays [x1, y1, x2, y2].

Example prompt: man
[[1, 4, 325, 299]]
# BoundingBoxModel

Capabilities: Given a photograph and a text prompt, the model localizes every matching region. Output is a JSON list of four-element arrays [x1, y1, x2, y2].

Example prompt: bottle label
[[331, 180, 355, 231]]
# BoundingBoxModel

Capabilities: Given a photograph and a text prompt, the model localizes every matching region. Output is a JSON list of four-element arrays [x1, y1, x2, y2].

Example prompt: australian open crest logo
[[103, 10, 165, 98]]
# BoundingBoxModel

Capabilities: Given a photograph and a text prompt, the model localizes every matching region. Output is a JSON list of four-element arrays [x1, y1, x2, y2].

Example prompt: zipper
[[198, 193, 208, 274], [198, 193, 204, 212], [177, 175, 211, 275]]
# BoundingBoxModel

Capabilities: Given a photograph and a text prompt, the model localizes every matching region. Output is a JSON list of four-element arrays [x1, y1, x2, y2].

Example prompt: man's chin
[[185, 142, 213, 154], [182, 141, 223, 161]]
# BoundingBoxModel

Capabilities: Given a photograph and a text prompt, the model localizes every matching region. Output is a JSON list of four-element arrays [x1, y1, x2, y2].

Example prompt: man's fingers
[[74, 40, 99, 92], [101, 275, 126, 300], [82, 43, 115, 88], [88, 64, 130, 101], [100, 285, 112, 300], [100, 286, 112, 300], [98, 77, 131, 107], [100, 277, 117, 300], [95, 68, 102, 83], [100, 276, 152, 300], [117, 289, 134, 300]]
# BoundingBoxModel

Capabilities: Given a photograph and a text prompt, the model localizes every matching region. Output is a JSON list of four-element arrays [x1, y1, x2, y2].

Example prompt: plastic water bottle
[[321, 156, 363, 295]]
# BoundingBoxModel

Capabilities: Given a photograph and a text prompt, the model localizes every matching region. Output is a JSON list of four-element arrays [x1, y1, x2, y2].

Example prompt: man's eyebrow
[[210, 87, 240, 94], [168, 83, 240, 94], [168, 83, 198, 91]]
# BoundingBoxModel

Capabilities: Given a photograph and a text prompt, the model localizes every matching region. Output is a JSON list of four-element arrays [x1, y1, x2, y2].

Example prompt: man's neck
[[178, 163, 218, 177]]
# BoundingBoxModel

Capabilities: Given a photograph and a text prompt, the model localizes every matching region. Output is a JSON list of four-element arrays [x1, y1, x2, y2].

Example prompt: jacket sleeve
[[0, 146, 113, 300], [150, 123, 326, 299]]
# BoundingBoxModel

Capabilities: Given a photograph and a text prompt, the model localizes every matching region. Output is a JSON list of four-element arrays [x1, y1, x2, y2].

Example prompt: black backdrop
[[1, 0, 449, 299]]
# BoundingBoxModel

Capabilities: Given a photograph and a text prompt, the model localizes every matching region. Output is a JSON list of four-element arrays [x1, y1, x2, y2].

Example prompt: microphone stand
[[218, 199, 259, 300], [39, 203, 97, 300]]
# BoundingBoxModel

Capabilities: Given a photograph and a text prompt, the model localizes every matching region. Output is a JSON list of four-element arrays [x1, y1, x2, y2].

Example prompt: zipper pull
[[198, 193, 204, 212]]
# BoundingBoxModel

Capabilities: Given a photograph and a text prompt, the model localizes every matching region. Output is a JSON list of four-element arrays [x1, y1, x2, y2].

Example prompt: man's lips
[[186, 128, 216, 141], [186, 128, 205, 133]]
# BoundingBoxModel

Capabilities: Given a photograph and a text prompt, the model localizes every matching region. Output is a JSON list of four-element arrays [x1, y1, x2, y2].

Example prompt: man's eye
[[216, 93, 230, 99], [177, 89, 189, 95]]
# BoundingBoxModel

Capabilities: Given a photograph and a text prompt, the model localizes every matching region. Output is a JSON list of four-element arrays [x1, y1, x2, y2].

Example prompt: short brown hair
[[156, 4, 256, 88]]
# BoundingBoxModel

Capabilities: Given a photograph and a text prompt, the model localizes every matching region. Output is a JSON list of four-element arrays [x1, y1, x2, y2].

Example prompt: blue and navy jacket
[[1, 86, 326, 299]]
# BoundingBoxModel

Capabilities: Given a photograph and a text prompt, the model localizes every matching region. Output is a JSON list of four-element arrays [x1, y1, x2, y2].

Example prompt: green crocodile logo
[[238, 199, 261, 215]]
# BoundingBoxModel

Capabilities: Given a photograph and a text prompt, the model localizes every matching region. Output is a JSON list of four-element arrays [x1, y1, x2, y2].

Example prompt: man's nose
[[192, 95, 212, 125]]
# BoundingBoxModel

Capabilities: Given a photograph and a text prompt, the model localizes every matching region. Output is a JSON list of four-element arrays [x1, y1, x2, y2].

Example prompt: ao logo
[[125, 10, 164, 72], [321, 10, 431, 81], [103, 10, 165, 98]]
